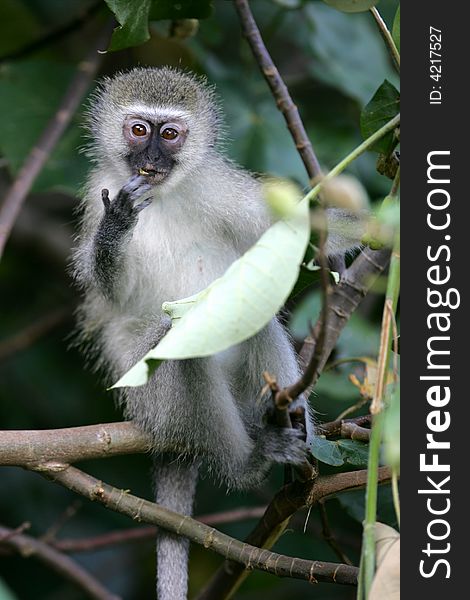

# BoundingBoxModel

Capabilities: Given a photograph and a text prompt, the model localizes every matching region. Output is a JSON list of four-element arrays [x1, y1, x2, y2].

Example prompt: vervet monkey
[[73, 67, 361, 599]]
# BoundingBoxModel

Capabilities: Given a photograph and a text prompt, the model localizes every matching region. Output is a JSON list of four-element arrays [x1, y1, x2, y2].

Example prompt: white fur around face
[[82, 155, 266, 319], [123, 103, 192, 122]]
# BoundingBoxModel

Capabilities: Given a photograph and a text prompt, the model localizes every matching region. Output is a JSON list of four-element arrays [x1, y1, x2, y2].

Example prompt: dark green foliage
[[106, 0, 212, 50], [360, 79, 400, 154]]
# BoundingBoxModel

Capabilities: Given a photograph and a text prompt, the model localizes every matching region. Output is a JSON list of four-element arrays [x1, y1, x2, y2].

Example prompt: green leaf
[[112, 194, 311, 388], [310, 436, 344, 466], [337, 438, 369, 466], [105, 0, 212, 50], [105, 0, 153, 50], [321, 0, 378, 13], [360, 80, 400, 154], [392, 5, 400, 53]]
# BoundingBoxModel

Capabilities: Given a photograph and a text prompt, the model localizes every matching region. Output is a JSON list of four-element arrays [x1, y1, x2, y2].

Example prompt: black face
[[122, 116, 188, 184]]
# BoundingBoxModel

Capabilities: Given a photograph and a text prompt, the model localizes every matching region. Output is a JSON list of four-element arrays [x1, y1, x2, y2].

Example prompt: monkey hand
[[92, 175, 153, 296], [261, 425, 309, 465], [100, 174, 153, 232]]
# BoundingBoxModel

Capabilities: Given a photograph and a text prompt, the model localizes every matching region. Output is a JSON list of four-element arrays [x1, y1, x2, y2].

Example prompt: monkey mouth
[[137, 167, 169, 184]]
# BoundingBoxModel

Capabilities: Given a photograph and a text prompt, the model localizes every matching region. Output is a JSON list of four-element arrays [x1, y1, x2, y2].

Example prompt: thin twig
[[370, 7, 400, 72], [36, 464, 358, 587], [0, 21, 113, 259], [195, 467, 391, 600], [0, 525, 119, 600], [340, 423, 371, 443], [41, 501, 82, 544], [335, 397, 369, 422], [0, 522, 31, 542], [233, 0, 332, 432], [319, 415, 372, 437], [264, 118, 398, 449], [319, 502, 352, 565], [53, 506, 267, 553], [298, 246, 391, 383], [0, 306, 72, 361], [234, 0, 322, 181]]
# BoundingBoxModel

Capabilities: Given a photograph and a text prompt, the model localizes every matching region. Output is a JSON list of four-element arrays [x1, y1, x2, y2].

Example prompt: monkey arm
[[92, 175, 152, 299]]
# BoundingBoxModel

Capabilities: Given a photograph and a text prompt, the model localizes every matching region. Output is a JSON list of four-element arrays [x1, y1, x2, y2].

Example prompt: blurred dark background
[[0, 1, 398, 598]]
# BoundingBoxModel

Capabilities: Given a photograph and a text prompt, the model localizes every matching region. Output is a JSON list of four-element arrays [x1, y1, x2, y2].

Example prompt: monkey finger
[[123, 174, 148, 193], [135, 197, 153, 212], [101, 188, 111, 210]]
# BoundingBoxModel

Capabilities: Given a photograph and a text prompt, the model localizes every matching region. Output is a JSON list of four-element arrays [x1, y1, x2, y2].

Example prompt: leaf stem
[[359, 166, 400, 599], [304, 114, 400, 205], [370, 7, 400, 72]]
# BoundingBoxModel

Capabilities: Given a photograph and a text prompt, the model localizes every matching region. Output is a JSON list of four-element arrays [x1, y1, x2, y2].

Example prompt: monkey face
[[122, 115, 188, 185]]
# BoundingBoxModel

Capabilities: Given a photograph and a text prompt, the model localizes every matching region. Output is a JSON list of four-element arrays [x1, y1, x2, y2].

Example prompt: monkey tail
[[153, 454, 199, 600]]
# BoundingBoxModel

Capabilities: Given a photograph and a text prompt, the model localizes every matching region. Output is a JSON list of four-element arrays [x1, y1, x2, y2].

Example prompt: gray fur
[[73, 67, 361, 599]]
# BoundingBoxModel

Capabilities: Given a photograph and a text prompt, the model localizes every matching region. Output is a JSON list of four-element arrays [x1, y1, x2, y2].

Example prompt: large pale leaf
[[370, 523, 400, 600], [113, 196, 310, 388]]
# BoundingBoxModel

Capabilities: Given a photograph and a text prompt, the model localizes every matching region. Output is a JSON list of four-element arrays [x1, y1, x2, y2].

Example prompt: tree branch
[[298, 247, 391, 376], [0, 417, 373, 467], [234, 0, 322, 181], [0, 306, 72, 361], [319, 501, 353, 565], [0, 423, 389, 592], [195, 466, 391, 600], [0, 525, 119, 600], [52, 506, 267, 553], [370, 7, 400, 72], [341, 423, 371, 442], [0, 21, 113, 259], [0, 422, 151, 467], [319, 415, 372, 437], [31, 464, 359, 587]]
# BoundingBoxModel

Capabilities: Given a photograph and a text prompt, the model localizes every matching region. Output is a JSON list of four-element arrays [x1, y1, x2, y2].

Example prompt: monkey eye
[[131, 122, 149, 137], [160, 125, 179, 141]]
